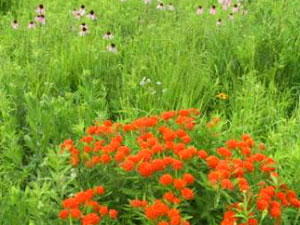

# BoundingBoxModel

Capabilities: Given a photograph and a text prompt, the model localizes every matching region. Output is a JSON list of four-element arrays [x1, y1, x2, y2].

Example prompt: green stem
[[293, 208, 300, 225], [69, 216, 73, 225]]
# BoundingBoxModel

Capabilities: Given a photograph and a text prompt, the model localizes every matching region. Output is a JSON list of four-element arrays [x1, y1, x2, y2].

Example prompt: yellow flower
[[216, 93, 229, 100]]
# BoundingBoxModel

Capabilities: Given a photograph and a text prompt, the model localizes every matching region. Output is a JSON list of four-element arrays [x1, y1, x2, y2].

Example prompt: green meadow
[[0, 0, 300, 224]]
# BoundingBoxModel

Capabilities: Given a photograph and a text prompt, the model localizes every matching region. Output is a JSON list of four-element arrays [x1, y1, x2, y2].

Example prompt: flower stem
[[293, 208, 300, 225]]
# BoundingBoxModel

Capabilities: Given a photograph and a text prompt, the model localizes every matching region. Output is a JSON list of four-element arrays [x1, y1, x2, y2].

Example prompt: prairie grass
[[0, 0, 299, 224]]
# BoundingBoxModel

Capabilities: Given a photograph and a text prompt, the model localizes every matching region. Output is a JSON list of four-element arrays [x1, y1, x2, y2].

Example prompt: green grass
[[0, 0, 300, 224]]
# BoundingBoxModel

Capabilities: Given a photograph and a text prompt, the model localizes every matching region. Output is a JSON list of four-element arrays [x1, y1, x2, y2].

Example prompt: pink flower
[[222, 0, 232, 10], [11, 20, 19, 29], [35, 4, 45, 15], [229, 13, 234, 20], [80, 23, 88, 29], [28, 21, 35, 29], [196, 6, 203, 15], [72, 9, 82, 19], [232, 4, 239, 13], [107, 43, 118, 53], [216, 19, 222, 26], [75, 13, 81, 19], [35, 15, 46, 24], [224, 0, 232, 7], [210, 5, 216, 15], [222, 5, 228, 10], [87, 10, 97, 20]]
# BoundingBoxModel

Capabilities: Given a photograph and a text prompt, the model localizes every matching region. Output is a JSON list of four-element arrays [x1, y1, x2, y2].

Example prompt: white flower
[[139, 77, 151, 86], [11, 20, 19, 29], [80, 23, 88, 29], [162, 88, 167, 93], [103, 32, 114, 40], [156, 81, 162, 85], [70, 169, 77, 178], [79, 5, 86, 16], [72, 9, 78, 16], [139, 77, 147, 86], [79, 27, 88, 36], [157, 3, 164, 10], [87, 10, 97, 20], [144, 0, 152, 4], [167, 3, 175, 11]]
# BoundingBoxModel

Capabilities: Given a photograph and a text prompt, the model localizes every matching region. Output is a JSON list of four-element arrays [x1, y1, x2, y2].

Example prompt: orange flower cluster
[[142, 200, 190, 225], [60, 109, 200, 174], [206, 135, 300, 225], [128, 171, 195, 224], [59, 109, 300, 225], [58, 186, 118, 225]]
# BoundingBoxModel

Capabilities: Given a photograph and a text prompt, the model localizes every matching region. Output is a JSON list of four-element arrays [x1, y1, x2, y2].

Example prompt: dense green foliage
[[0, 0, 299, 224]]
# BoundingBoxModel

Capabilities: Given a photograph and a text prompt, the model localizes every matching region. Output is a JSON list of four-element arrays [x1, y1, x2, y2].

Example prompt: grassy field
[[0, 0, 300, 224]]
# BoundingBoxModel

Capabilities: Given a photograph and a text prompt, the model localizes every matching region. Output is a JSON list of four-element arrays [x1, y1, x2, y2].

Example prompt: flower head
[[107, 43, 118, 53], [196, 6, 204, 15], [87, 10, 97, 20], [216, 93, 228, 100], [11, 20, 19, 29], [35, 14, 46, 24], [28, 21, 35, 29], [103, 31, 114, 40], [157, 2, 164, 10], [36, 4, 45, 15], [79, 27, 88, 36], [80, 4, 86, 16], [167, 3, 175, 11], [210, 5, 216, 15], [232, 4, 239, 13]]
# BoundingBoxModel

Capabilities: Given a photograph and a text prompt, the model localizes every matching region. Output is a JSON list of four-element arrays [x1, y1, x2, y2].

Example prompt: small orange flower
[[59, 210, 70, 219], [99, 206, 108, 215], [109, 209, 118, 219], [181, 188, 194, 200], [160, 174, 173, 186], [173, 179, 186, 190]]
